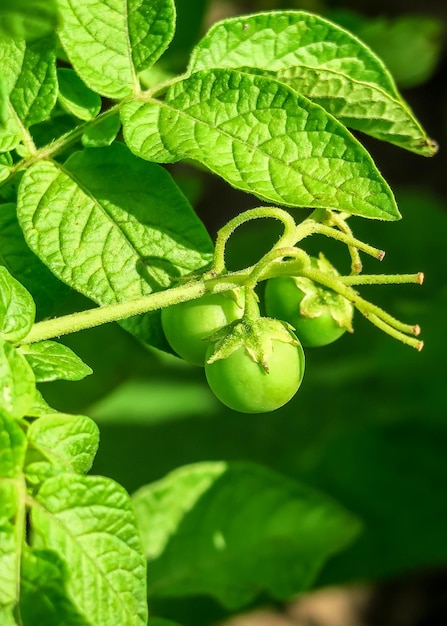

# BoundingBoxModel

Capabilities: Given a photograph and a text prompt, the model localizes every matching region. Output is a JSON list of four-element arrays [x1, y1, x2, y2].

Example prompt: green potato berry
[[161, 290, 245, 366], [205, 335, 305, 413]]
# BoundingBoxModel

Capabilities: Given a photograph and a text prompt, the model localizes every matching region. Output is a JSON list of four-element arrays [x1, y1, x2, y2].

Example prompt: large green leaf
[[122, 69, 400, 220], [57, 0, 176, 98], [31, 474, 147, 626], [188, 11, 436, 156], [17, 143, 213, 348], [0, 265, 35, 343], [133, 461, 361, 609]]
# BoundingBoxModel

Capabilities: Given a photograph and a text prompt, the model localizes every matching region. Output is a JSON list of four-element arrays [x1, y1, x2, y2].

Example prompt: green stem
[[18, 274, 247, 345], [367, 313, 423, 351], [326, 212, 363, 273], [212, 207, 297, 274], [293, 219, 385, 261], [2, 104, 123, 187], [340, 272, 424, 286], [246, 246, 309, 290]]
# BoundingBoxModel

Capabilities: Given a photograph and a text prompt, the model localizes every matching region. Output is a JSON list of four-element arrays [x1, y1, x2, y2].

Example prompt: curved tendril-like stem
[[212, 207, 297, 275], [245, 246, 308, 291]]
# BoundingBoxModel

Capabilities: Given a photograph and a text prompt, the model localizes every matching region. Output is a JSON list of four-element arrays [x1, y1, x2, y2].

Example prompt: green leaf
[[123, 69, 399, 220], [0, 203, 70, 320], [20, 548, 91, 626], [27, 413, 99, 475], [132, 461, 361, 609], [0, 413, 26, 611], [57, 68, 102, 121], [0, 79, 9, 126], [0, 266, 35, 342], [26, 389, 53, 418], [0, 0, 58, 41], [57, 0, 176, 98], [0, 483, 20, 610], [17, 143, 213, 348], [188, 11, 436, 156], [81, 113, 121, 147], [31, 474, 148, 626], [0, 606, 16, 625], [9, 34, 57, 128], [0, 338, 35, 418], [149, 620, 182, 626], [0, 411, 26, 477], [0, 34, 57, 152], [0, 36, 25, 152], [0, 153, 12, 182], [19, 341, 92, 382]]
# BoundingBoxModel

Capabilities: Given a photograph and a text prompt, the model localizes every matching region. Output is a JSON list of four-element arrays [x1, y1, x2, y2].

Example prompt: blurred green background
[[38, 0, 447, 623]]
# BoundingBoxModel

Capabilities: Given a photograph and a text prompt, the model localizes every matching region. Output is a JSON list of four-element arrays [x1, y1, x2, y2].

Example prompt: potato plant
[[0, 0, 437, 624]]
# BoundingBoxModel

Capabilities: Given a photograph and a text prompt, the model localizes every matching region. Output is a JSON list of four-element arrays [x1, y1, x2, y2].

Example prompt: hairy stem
[[18, 274, 248, 345], [212, 207, 297, 274]]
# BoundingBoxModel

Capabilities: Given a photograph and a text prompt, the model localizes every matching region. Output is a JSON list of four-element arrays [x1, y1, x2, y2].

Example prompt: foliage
[[0, 0, 442, 624]]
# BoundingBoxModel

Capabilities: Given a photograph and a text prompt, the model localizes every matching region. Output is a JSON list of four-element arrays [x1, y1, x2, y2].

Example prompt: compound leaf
[[122, 69, 399, 220], [189, 11, 436, 156], [0, 338, 35, 418], [19, 341, 92, 382], [17, 143, 213, 348], [31, 474, 147, 626], [132, 461, 361, 609], [0, 265, 35, 343], [57, 0, 176, 98]]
